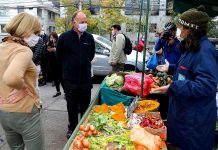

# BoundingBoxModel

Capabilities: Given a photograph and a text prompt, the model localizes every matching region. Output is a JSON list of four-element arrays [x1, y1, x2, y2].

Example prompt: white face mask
[[78, 23, 87, 32], [176, 28, 183, 41], [112, 31, 116, 36], [24, 34, 39, 47]]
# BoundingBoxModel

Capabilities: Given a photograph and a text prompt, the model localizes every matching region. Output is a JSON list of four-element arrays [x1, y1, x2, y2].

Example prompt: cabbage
[[105, 73, 124, 87], [114, 76, 124, 86]]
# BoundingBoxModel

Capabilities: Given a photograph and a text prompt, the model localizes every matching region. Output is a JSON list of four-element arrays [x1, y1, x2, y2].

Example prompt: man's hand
[[6, 88, 33, 104], [150, 84, 170, 94]]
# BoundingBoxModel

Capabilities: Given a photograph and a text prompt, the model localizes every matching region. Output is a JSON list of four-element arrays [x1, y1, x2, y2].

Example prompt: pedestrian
[[47, 32, 63, 98], [153, 5, 218, 150], [0, 12, 44, 150], [109, 24, 127, 72], [56, 11, 95, 139], [154, 22, 181, 65], [39, 30, 49, 86]]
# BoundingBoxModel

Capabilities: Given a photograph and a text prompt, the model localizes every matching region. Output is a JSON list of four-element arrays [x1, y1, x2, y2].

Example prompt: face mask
[[176, 28, 183, 41], [112, 31, 116, 36], [40, 31, 45, 35], [24, 34, 39, 47], [78, 23, 87, 32]]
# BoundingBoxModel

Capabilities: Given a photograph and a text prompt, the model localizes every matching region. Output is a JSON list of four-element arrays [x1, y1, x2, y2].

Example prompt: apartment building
[[0, 0, 60, 40]]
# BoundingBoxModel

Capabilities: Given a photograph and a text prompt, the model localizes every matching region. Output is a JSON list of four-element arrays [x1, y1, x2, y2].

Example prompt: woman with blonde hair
[[0, 12, 44, 150]]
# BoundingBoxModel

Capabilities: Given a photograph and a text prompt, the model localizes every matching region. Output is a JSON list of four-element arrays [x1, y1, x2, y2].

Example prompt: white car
[[92, 34, 149, 76]]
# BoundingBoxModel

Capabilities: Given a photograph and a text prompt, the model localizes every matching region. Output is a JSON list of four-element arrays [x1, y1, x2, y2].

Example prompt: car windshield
[[96, 36, 112, 47]]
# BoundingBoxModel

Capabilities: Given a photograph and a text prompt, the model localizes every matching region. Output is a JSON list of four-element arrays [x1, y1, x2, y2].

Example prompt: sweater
[[56, 29, 95, 84], [0, 41, 40, 112]]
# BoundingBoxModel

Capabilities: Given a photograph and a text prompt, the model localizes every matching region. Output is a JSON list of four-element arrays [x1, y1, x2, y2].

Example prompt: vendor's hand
[[151, 84, 170, 94], [156, 59, 169, 72], [7, 88, 33, 104]]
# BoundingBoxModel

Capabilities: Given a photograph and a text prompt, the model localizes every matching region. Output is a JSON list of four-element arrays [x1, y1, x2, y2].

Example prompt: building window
[[0, 9, 9, 16], [17, 6, 24, 13], [49, 26, 52, 33], [166, 0, 173, 16], [37, 8, 42, 18], [150, 0, 160, 16], [149, 23, 157, 33], [0, 24, 6, 33], [48, 11, 52, 20]]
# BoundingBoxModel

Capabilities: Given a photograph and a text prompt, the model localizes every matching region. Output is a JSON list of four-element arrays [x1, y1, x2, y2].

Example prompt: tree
[[55, 0, 129, 35], [96, 0, 128, 35], [55, 0, 77, 33]]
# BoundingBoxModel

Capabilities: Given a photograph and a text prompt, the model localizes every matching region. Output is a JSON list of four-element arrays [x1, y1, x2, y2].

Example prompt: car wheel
[[124, 65, 139, 72]]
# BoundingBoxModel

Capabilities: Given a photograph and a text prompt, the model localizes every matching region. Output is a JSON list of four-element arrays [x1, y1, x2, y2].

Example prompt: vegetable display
[[105, 73, 124, 88]]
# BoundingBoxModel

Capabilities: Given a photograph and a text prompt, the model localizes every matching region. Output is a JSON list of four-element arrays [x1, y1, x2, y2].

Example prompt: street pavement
[[0, 83, 100, 150]]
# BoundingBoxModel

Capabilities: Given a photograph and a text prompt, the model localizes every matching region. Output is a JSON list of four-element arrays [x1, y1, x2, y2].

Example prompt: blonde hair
[[4, 12, 41, 37]]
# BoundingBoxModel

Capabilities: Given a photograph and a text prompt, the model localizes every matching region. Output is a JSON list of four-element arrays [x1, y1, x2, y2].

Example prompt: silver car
[[92, 34, 149, 76]]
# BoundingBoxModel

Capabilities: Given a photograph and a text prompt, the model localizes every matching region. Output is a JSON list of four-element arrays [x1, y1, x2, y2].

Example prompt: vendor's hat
[[178, 5, 209, 30]]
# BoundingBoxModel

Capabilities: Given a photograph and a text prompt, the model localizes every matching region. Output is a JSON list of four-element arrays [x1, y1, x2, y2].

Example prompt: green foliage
[[55, 0, 128, 35], [208, 19, 218, 38]]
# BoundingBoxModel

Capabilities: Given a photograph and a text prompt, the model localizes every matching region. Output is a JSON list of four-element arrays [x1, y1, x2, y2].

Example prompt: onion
[[89, 125, 95, 131], [82, 139, 90, 148], [87, 131, 92, 136], [74, 140, 82, 149], [80, 125, 85, 131]]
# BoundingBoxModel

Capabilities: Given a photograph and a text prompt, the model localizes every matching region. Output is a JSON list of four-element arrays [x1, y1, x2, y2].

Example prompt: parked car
[[92, 34, 149, 76]]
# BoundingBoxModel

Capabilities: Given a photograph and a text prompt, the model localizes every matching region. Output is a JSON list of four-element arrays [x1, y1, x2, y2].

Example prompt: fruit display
[[134, 100, 160, 113]]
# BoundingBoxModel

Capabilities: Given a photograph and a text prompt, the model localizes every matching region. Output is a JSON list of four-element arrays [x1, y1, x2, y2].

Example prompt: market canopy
[[173, 0, 218, 17]]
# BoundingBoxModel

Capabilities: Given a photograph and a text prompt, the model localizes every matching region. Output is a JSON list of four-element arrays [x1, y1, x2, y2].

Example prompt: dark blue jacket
[[167, 36, 218, 150], [56, 29, 95, 84], [155, 38, 181, 64]]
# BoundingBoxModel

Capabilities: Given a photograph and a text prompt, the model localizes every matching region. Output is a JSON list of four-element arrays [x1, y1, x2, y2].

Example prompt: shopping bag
[[146, 53, 158, 69]]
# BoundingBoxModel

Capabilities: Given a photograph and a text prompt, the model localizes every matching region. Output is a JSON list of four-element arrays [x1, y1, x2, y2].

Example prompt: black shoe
[[52, 92, 61, 98], [66, 129, 73, 139]]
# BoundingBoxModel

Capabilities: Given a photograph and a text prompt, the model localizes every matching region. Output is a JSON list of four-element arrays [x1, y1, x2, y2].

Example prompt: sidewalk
[[0, 83, 100, 150]]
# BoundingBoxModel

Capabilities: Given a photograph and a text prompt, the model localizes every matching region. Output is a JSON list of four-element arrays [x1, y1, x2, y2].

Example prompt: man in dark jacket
[[56, 11, 95, 139]]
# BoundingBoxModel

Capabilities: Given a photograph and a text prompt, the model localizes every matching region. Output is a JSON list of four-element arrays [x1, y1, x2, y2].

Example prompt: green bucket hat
[[178, 5, 210, 30]]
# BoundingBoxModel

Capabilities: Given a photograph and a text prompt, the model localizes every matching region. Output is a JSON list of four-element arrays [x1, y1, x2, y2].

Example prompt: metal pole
[[140, 0, 150, 98], [135, 0, 143, 72]]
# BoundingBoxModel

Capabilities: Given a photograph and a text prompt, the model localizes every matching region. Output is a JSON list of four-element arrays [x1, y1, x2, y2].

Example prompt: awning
[[173, 0, 218, 17]]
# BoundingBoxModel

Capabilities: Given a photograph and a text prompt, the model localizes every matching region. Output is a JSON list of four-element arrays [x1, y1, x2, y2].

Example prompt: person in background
[[47, 32, 63, 98], [56, 11, 95, 139], [153, 5, 218, 149], [109, 24, 127, 72], [0, 12, 44, 150], [155, 22, 181, 65], [39, 30, 49, 86]]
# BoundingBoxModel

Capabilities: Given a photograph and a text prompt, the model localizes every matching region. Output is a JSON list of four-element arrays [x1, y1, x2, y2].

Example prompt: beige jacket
[[109, 33, 127, 64], [0, 41, 40, 112]]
